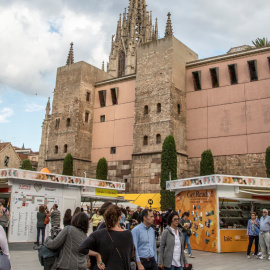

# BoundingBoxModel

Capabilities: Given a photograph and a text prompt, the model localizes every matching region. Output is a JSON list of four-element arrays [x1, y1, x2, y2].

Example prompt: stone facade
[[0, 143, 21, 169], [131, 36, 198, 192], [187, 153, 267, 178]]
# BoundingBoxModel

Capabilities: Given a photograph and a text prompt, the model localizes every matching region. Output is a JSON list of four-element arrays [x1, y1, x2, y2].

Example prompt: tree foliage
[[21, 159, 32, 170], [252, 37, 270, 48], [160, 135, 176, 210], [96, 157, 108, 180], [266, 146, 270, 178], [200, 149, 215, 176], [62, 153, 73, 176]]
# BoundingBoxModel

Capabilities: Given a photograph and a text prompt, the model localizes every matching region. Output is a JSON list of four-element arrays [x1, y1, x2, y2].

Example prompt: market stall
[[0, 168, 125, 243], [166, 174, 270, 253]]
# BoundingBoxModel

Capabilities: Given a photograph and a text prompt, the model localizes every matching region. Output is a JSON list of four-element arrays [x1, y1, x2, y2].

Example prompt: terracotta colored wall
[[91, 79, 135, 162], [186, 51, 270, 158]]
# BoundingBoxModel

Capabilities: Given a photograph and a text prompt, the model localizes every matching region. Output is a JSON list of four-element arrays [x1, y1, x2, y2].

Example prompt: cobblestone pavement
[[9, 243, 269, 270]]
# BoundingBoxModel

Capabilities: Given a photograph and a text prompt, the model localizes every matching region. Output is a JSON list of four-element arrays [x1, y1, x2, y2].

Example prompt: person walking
[[0, 224, 11, 269], [0, 200, 9, 234], [126, 206, 132, 230], [247, 212, 260, 259], [63, 209, 72, 227], [79, 205, 135, 270], [259, 209, 270, 260], [132, 209, 157, 270], [153, 211, 162, 240], [179, 212, 194, 258], [35, 205, 46, 246], [120, 208, 127, 229], [45, 212, 88, 270], [49, 204, 61, 228], [89, 209, 103, 232], [132, 206, 142, 226], [158, 211, 188, 270]]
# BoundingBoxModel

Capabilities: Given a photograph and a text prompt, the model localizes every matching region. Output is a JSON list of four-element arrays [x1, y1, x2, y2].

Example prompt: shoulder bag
[[106, 229, 132, 270], [0, 246, 11, 270], [44, 214, 50, 225]]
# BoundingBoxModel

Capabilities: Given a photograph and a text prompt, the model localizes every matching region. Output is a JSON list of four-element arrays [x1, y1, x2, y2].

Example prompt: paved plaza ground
[[9, 243, 269, 270]]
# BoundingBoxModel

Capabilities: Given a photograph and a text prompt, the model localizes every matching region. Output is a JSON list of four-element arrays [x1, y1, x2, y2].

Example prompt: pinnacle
[[66, 42, 74, 65], [165, 12, 173, 37]]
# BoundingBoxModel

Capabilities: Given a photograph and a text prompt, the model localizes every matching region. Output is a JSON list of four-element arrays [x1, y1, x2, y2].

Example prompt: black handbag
[[0, 247, 11, 270]]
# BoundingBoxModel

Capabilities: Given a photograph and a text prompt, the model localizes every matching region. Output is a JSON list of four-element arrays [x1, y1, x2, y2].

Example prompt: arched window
[[156, 134, 161, 144], [66, 118, 71, 127], [157, 103, 161, 113], [144, 105, 149, 115], [55, 146, 58, 154], [118, 50, 125, 77], [143, 136, 148, 146], [64, 144, 68, 153], [178, 104, 181, 114]]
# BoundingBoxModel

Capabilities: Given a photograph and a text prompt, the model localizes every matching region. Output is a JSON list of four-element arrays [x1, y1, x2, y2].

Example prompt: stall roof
[[166, 174, 270, 192], [119, 193, 161, 210]]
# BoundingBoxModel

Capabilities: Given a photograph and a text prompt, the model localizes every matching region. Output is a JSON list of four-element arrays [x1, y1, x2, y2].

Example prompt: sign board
[[176, 189, 218, 253], [95, 188, 118, 198]]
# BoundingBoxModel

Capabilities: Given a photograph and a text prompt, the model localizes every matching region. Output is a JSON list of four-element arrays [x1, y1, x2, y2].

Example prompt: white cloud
[[0, 108, 13, 123], [25, 103, 44, 112]]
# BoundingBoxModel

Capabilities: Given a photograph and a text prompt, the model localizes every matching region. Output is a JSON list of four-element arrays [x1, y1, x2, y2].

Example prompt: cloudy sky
[[0, 0, 269, 151]]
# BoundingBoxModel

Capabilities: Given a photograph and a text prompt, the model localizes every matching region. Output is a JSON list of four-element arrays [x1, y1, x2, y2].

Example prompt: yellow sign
[[95, 188, 118, 197], [220, 229, 252, 252]]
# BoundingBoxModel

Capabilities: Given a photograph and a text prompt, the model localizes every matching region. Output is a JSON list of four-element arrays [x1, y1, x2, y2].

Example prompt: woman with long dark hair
[[73, 207, 81, 217], [79, 205, 135, 270], [63, 209, 72, 227]]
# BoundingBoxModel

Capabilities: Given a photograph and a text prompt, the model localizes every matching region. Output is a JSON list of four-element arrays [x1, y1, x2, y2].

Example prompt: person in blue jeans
[[35, 205, 46, 246], [179, 212, 194, 258], [158, 211, 188, 270], [246, 212, 260, 258]]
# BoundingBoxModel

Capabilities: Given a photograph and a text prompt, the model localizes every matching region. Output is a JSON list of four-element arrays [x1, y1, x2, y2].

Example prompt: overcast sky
[[0, 0, 269, 151]]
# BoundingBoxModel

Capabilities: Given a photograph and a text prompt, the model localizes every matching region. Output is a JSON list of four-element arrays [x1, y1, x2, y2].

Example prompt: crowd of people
[[0, 198, 270, 270]]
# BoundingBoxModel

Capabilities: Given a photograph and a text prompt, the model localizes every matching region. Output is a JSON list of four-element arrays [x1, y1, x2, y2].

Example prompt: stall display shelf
[[220, 209, 242, 212]]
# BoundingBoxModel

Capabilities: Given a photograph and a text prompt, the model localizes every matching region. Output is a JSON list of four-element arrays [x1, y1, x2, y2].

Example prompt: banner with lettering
[[176, 189, 218, 253]]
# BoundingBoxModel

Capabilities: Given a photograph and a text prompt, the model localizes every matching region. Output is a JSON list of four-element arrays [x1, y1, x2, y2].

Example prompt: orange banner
[[176, 189, 218, 252], [220, 229, 251, 252]]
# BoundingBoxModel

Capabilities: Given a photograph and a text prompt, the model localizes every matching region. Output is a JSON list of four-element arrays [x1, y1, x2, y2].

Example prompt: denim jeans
[[164, 266, 183, 270], [37, 227, 45, 245], [141, 258, 158, 270], [183, 232, 192, 255], [126, 222, 131, 230]]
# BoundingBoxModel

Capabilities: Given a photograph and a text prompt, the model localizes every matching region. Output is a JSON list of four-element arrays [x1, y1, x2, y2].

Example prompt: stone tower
[[38, 97, 51, 171], [108, 0, 158, 78], [131, 14, 198, 193], [39, 43, 112, 175]]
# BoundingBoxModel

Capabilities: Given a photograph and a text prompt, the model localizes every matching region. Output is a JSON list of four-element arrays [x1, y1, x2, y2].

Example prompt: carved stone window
[[64, 144, 68, 153], [210, 67, 219, 88], [156, 134, 161, 144], [157, 103, 161, 113], [55, 118, 60, 129], [66, 118, 71, 127], [144, 105, 149, 115], [55, 146, 58, 154], [118, 50, 125, 77], [143, 136, 148, 146], [248, 60, 258, 81]]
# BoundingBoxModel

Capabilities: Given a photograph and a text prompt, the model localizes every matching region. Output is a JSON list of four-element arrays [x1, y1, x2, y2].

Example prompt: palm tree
[[252, 37, 270, 48]]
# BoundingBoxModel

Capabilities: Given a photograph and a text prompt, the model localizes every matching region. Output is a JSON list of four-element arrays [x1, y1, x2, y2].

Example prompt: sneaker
[[247, 256, 251, 259], [184, 250, 188, 254], [259, 256, 265, 260], [258, 252, 262, 256], [189, 254, 195, 258]]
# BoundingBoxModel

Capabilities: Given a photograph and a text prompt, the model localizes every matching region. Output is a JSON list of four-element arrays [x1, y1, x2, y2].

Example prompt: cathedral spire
[[165, 12, 173, 37], [155, 18, 158, 39], [66, 42, 74, 65], [46, 97, 51, 118], [102, 61, 104, 71]]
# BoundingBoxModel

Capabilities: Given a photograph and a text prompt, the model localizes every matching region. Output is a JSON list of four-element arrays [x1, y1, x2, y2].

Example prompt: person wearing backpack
[[0, 200, 9, 234], [44, 212, 88, 270], [34, 205, 46, 246]]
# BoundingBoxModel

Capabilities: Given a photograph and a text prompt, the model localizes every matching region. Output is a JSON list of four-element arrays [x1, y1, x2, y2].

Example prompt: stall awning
[[119, 193, 161, 210]]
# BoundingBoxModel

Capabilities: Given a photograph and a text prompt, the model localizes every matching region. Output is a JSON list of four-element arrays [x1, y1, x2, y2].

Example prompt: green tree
[[62, 153, 73, 176], [21, 159, 32, 170], [252, 37, 270, 48], [266, 146, 270, 178], [96, 157, 108, 180], [200, 149, 215, 176], [160, 135, 176, 210]]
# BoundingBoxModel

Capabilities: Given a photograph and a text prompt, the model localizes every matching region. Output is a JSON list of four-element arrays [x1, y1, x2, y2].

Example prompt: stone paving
[[9, 243, 270, 270]]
